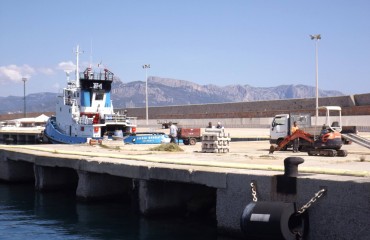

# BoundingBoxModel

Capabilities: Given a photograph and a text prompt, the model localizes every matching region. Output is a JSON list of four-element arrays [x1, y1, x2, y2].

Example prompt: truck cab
[[270, 113, 311, 146]]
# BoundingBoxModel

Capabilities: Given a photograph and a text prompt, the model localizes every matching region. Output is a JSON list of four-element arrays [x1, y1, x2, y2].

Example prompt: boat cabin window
[[95, 92, 104, 100]]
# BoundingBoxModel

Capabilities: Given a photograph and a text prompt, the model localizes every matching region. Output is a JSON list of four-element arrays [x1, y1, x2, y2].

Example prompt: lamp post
[[142, 64, 150, 125], [310, 34, 321, 128], [22, 77, 27, 118]]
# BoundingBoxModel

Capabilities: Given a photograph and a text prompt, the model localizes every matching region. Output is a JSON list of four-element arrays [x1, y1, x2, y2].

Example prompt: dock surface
[[2, 138, 369, 177]]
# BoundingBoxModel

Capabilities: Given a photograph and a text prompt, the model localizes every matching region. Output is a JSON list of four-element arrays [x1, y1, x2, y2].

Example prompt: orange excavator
[[270, 106, 348, 157], [270, 128, 347, 157]]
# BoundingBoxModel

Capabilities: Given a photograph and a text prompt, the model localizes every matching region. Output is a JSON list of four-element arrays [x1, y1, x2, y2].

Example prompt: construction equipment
[[177, 128, 201, 145], [271, 128, 347, 157], [270, 106, 348, 157]]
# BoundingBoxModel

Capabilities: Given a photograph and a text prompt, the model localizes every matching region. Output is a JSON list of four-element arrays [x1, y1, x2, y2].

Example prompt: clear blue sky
[[1, 0, 369, 97]]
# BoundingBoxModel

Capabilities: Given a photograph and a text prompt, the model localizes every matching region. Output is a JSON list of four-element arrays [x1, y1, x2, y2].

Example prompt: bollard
[[240, 157, 308, 239], [284, 157, 305, 177]]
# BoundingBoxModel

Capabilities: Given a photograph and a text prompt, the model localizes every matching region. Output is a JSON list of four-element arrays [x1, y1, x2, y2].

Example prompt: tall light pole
[[310, 34, 321, 128], [142, 64, 150, 125], [22, 77, 27, 118]]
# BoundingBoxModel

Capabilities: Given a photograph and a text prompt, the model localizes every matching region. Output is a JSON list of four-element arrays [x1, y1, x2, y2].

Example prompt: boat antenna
[[89, 39, 93, 68], [75, 45, 83, 87]]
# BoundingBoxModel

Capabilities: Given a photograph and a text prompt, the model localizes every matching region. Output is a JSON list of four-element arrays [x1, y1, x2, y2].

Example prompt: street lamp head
[[310, 34, 321, 40], [22, 77, 27, 83], [142, 64, 151, 69]]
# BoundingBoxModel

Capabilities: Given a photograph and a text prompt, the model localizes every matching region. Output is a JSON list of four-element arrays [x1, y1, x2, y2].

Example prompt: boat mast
[[75, 45, 81, 88]]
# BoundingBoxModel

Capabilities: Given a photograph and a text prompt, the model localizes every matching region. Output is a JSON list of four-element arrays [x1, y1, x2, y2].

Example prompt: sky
[[0, 0, 369, 97]]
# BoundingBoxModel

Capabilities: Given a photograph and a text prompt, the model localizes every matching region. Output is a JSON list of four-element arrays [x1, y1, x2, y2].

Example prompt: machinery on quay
[[177, 127, 201, 145], [270, 106, 348, 157]]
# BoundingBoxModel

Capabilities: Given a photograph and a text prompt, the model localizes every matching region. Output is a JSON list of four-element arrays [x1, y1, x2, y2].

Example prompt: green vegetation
[[149, 143, 184, 152]]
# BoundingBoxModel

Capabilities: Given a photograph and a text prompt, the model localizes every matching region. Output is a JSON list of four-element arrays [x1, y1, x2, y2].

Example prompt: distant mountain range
[[0, 77, 344, 114]]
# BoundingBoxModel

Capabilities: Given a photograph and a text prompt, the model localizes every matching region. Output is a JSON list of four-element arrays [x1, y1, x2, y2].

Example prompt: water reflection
[[0, 183, 234, 240]]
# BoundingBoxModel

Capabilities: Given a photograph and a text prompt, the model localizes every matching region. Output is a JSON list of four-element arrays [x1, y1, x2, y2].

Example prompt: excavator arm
[[272, 129, 314, 152]]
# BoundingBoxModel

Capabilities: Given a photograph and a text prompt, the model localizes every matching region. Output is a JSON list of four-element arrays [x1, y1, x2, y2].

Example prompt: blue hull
[[124, 132, 172, 144], [44, 119, 89, 144]]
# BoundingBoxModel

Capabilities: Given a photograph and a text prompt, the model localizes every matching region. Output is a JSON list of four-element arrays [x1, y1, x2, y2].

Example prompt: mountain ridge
[[0, 76, 344, 114]]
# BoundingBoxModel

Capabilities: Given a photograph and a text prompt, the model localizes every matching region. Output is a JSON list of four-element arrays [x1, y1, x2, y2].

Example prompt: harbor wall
[[0, 148, 369, 239], [136, 115, 370, 130], [123, 93, 370, 120], [1, 93, 369, 130]]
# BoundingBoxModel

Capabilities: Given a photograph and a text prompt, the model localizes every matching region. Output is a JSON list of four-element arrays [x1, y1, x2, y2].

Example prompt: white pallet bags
[[201, 128, 231, 153]]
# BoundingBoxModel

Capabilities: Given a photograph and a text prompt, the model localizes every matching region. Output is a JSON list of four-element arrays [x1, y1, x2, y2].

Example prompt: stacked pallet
[[201, 129, 231, 153]]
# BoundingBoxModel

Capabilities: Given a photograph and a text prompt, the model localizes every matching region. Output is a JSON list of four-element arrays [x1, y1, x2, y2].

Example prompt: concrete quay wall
[[124, 93, 370, 126], [136, 115, 370, 131], [0, 146, 369, 239]]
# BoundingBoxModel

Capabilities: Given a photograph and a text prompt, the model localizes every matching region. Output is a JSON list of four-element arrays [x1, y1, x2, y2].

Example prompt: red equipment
[[271, 129, 347, 157], [178, 128, 201, 145]]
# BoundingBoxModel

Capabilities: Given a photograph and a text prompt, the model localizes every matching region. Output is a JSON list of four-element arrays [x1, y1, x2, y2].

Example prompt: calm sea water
[[0, 183, 235, 240]]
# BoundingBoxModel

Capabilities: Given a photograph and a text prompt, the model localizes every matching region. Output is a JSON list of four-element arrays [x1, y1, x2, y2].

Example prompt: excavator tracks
[[308, 149, 348, 157]]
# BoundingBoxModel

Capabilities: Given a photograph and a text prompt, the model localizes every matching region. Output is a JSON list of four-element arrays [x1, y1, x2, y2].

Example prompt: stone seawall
[[123, 93, 370, 120]]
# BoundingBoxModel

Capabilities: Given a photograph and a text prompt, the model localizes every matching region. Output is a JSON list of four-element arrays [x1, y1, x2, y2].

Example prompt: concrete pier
[[76, 171, 132, 200], [0, 129, 43, 144], [0, 157, 34, 182], [138, 179, 216, 216], [0, 140, 369, 239], [34, 165, 78, 191]]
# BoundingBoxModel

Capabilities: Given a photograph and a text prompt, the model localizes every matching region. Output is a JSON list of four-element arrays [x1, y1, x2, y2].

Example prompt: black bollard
[[284, 157, 304, 177]]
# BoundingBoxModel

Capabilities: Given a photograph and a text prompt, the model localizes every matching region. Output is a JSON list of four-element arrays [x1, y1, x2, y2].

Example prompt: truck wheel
[[189, 138, 197, 145], [183, 139, 190, 145]]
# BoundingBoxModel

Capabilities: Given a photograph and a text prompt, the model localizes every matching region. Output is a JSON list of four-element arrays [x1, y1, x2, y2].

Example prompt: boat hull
[[124, 132, 171, 144], [44, 119, 89, 144]]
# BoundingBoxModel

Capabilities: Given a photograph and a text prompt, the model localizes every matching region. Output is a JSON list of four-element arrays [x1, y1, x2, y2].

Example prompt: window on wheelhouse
[[95, 91, 104, 101]]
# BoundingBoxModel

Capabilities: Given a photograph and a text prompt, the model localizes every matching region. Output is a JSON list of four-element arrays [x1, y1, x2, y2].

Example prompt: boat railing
[[104, 115, 137, 125], [78, 116, 94, 125], [79, 71, 114, 81]]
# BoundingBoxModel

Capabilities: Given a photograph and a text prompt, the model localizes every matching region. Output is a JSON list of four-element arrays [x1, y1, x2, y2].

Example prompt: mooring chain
[[250, 182, 258, 202], [293, 230, 303, 240], [297, 188, 326, 215]]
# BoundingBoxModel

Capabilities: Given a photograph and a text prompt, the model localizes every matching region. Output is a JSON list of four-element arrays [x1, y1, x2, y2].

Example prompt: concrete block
[[78, 160, 150, 180], [138, 179, 216, 216], [76, 170, 132, 200], [190, 170, 227, 188], [148, 167, 191, 183], [0, 159, 34, 182], [296, 178, 370, 240], [34, 165, 78, 191]]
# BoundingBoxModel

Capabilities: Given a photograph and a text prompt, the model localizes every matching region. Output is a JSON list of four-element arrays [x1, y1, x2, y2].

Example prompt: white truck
[[269, 106, 343, 151], [270, 113, 312, 150]]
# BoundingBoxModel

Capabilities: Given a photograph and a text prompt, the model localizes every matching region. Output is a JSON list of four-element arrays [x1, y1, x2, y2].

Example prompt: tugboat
[[44, 46, 136, 144]]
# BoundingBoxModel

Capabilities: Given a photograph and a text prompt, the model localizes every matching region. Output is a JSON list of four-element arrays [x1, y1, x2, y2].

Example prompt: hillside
[[111, 76, 343, 108], [0, 77, 343, 114]]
